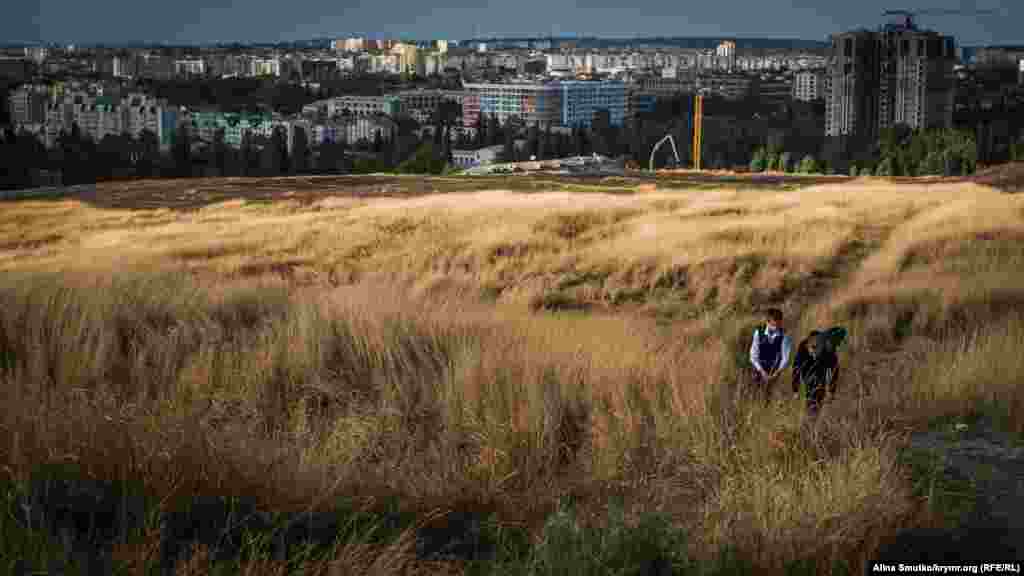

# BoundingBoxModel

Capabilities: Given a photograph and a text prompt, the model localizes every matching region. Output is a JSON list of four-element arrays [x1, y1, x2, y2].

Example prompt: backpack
[[815, 326, 847, 356]]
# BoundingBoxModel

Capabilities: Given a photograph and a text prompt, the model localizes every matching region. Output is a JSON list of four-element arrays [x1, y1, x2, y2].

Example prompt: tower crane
[[882, 8, 999, 31]]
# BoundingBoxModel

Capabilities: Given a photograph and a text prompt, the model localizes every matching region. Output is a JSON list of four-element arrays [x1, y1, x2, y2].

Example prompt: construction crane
[[882, 8, 999, 31], [693, 94, 703, 171], [649, 134, 682, 172], [648, 93, 703, 172]]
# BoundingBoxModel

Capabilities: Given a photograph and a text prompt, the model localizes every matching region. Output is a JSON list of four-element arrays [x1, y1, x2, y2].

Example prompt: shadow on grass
[[3, 463, 876, 575]]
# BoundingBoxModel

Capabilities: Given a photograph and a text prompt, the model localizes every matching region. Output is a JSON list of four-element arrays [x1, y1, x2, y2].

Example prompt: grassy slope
[[0, 174, 1022, 574]]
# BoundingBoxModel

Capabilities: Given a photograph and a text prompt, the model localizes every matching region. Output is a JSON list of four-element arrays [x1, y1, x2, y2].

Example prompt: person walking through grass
[[747, 308, 793, 402], [792, 328, 844, 416]]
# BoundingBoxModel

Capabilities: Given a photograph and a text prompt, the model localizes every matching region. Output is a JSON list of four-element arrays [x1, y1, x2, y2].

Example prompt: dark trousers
[[805, 383, 827, 413], [744, 369, 775, 403]]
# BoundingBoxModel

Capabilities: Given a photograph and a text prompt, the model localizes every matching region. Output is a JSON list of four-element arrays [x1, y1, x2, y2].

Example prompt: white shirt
[[749, 326, 792, 374]]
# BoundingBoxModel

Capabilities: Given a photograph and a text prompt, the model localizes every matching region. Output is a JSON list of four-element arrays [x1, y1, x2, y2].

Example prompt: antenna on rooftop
[[881, 8, 1000, 31]]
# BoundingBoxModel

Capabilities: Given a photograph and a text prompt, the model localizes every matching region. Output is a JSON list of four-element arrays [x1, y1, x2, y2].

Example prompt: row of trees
[[749, 147, 823, 174], [747, 125, 983, 177], [0, 121, 315, 188]]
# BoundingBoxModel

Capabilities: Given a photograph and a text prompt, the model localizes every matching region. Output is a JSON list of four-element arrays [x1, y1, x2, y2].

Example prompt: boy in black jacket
[[792, 330, 840, 414]]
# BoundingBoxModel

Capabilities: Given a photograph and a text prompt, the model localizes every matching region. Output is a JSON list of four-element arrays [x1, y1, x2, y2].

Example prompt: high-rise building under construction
[[825, 22, 956, 141]]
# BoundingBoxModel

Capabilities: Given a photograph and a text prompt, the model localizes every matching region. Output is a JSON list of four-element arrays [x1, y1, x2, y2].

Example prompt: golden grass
[[1, 177, 1023, 572]]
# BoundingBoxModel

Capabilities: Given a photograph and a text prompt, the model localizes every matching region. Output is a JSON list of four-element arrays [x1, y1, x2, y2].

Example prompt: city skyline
[[7, 0, 1021, 48]]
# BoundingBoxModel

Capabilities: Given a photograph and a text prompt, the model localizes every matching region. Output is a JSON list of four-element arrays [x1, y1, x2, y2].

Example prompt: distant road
[[0, 183, 97, 202]]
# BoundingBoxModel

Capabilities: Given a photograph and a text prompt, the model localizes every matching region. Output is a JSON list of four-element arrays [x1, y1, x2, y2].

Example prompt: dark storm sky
[[8, 0, 1021, 46]]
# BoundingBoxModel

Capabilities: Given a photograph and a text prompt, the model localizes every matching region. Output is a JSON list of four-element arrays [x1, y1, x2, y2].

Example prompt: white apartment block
[[328, 95, 395, 117], [793, 69, 826, 101], [547, 54, 572, 74], [395, 89, 465, 115], [250, 58, 281, 77], [369, 53, 400, 74], [122, 96, 163, 140], [342, 116, 396, 144], [24, 47, 48, 63], [175, 59, 206, 76], [8, 84, 49, 125]]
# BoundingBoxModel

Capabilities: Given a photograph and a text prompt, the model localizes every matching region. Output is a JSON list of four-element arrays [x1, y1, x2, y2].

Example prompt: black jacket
[[791, 338, 840, 395]]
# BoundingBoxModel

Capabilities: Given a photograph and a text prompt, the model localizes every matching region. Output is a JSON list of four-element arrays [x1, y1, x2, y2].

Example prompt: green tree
[[749, 147, 766, 172], [270, 126, 289, 175], [211, 127, 228, 175], [798, 154, 817, 174], [240, 131, 255, 177], [875, 156, 894, 177], [503, 125, 515, 163], [779, 151, 792, 173], [1, 128, 29, 188], [486, 114, 501, 147], [174, 122, 193, 177], [136, 129, 160, 178], [473, 114, 485, 148], [398, 143, 446, 174], [291, 125, 308, 173]]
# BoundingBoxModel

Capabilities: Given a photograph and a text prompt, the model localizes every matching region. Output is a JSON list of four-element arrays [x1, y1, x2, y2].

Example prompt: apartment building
[[8, 84, 49, 125], [462, 81, 563, 128], [697, 72, 753, 101], [368, 53, 400, 74], [826, 30, 882, 138], [716, 41, 737, 71], [876, 27, 956, 133], [43, 103, 71, 148], [122, 94, 163, 139], [24, 47, 48, 64], [559, 80, 627, 127], [188, 111, 273, 147], [341, 115, 397, 144], [174, 59, 206, 76], [332, 38, 366, 52], [462, 80, 626, 129], [327, 95, 401, 118], [38, 90, 174, 150], [310, 123, 342, 146], [305, 115, 397, 146], [135, 54, 175, 80], [394, 89, 465, 116], [631, 92, 657, 116], [793, 69, 826, 101], [250, 58, 281, 77], [637, 76, 697, 97], [754, 74, 794, 104], [825, 24, 955, 139], [391, 43, 420, 75]]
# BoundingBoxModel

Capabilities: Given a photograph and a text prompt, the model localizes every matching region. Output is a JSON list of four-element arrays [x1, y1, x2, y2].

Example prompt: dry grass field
[[1, 170, 1023, 574]]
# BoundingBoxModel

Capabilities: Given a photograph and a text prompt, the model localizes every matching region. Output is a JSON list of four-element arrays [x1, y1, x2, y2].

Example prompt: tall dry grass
[[1, 177, 1023, 573]]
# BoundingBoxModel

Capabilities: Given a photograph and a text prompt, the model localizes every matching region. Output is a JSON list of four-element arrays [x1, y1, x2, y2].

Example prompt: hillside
[[0, 172, 1022, 574]]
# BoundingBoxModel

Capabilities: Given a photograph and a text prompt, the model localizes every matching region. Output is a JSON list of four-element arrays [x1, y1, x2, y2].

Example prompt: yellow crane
[[647, 93, 703, 172], [692, 93, 704, 171]]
